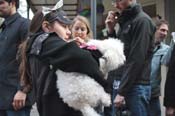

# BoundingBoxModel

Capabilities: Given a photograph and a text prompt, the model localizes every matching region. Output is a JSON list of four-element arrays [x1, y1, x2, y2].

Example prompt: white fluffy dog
[[56, 38, 125, 116]]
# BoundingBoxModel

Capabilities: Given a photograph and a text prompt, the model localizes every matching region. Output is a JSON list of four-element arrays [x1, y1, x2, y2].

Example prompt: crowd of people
[[0, 0, 175, 116]]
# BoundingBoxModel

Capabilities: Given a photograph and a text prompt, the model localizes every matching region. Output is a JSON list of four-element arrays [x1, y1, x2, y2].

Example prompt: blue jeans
[[125, 85, 151, 116], [0, 108, 30, 116], [103, 80, 120, 116], [111, 80, 120, 116], [149, 97, 161, 116]]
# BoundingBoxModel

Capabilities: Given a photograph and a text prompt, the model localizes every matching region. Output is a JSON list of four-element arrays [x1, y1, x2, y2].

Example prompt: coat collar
[[154, 42, 169, 56], [118, 4, 142, 24], [4, 13, 21, 26]]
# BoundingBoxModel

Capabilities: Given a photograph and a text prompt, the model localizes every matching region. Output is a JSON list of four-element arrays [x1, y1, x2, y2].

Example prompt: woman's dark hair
[[29, 10, 44, 34], [19, 10, 46, 92], [5, 0, 19, 9], [29, 10, 60, 34], [19, 40, 31, 93], [19, 10, 62, 92]]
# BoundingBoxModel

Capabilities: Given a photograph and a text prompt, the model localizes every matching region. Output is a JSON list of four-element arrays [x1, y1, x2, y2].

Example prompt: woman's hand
[[12, 90, 27, 110]]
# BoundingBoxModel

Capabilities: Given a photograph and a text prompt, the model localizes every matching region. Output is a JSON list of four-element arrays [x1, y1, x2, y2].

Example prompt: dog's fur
[[56, 38, 125, 116]]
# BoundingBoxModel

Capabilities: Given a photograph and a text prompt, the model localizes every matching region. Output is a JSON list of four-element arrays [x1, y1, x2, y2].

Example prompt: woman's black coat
[[27, 32, 107, 116]]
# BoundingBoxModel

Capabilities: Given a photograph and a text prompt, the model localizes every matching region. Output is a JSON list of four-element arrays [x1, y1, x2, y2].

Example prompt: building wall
[[103, 0, 165, 18], [165, 0, 175, 34], [103, 0, 115, 15], [156, 0, 165, 19], [138, 0, 165, 18]]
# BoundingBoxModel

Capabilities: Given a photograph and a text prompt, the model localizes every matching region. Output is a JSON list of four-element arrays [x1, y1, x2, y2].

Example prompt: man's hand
[[12, 90, 27, 111], [114, 94, 125, 108], [166, 107, 175, 116], [105, 11, 118, 34]]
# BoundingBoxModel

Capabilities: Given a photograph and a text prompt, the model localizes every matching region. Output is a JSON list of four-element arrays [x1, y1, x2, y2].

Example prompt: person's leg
[[103, 80, 120, 116], [125, 85, 151, 116], [111, 83, 118, 116], [149, 97, 161, 116], [111, 80, 120, 116], [6, 107, 31, 116], [0, 110, 6, 116]]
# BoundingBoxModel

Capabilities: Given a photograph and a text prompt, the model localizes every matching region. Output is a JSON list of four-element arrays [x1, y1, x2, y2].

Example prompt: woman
[[19, 10, 108, 116], [41, 13, 125, 116]]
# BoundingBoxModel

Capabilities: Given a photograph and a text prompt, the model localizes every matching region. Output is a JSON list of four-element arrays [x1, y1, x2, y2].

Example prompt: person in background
[[149, 19, 169, 116], [163, 24, 175, 116], [0, 0, 34, 116], [70, 15, 93, 45], [161, 32, 175, 66], [105, 0, 156, 116], [164, 44, 175, 116]]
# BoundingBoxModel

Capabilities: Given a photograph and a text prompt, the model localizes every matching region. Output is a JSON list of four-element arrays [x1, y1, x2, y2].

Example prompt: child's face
[[71, 20, 88, 40], [50, 21, 71, 41]]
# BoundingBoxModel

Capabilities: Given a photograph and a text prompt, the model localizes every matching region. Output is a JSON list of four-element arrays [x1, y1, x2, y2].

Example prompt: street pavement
[[30, 104, 39, 116]]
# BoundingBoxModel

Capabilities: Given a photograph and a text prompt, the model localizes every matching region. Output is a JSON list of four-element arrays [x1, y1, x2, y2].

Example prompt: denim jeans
[[111, 80, 120, 116], [149, 97, 161, 116], [103, 80, 120, 116], [0, 107, 30, 116], [125, 85, 151, 116]]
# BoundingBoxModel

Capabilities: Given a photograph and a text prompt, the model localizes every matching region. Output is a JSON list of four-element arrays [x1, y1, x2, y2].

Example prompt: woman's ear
[[42, 21, 54, 33]]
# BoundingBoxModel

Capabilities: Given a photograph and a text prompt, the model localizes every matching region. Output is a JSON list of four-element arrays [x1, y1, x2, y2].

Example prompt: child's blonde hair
[[71, 15, 93, 42]]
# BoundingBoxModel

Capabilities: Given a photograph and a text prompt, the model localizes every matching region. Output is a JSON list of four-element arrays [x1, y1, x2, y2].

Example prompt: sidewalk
[[30, 104, 39, 116]]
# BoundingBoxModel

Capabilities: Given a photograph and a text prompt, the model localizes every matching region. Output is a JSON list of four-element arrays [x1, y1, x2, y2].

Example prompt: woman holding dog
[[19, 9, 108, 116]]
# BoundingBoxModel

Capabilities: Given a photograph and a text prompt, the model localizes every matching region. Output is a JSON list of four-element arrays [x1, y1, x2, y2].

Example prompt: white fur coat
[[56, 38, 125, 116]]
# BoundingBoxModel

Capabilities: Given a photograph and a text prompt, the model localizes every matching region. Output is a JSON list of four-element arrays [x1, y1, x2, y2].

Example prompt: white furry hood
[[87, 38, 125, 74]]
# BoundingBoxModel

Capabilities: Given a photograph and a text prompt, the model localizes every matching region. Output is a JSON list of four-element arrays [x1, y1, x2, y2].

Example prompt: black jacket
[[108, 4, 155, 96], [27, 32, 107, 116], [164, 45, 175, 107], [0, 13, 33, 109]]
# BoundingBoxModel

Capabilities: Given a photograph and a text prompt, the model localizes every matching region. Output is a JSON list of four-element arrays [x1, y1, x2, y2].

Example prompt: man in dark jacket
[[164, 45, 175, 116], [0, 0, 33, 115], [105, 0, 155, 116]]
